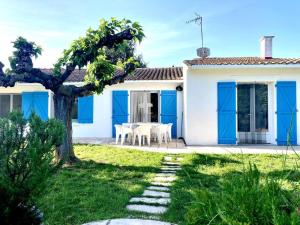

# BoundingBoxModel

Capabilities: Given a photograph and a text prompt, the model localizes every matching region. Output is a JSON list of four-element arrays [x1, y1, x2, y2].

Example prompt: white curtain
[[131, 92, 152, 122]]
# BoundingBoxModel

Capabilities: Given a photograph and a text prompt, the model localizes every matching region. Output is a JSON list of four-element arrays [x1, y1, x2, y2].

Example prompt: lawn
[[163, 153, 300, 225], [37, 145, 165, 225], [37, 145, 300, 225]]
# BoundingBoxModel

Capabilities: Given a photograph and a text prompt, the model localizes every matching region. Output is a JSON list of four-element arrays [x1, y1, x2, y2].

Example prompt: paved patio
[[73, 138, 300, 154]]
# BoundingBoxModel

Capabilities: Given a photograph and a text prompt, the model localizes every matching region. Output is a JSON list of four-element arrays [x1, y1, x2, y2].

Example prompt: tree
[[0, 18, 144, 163], [105, 40, 147, 68]]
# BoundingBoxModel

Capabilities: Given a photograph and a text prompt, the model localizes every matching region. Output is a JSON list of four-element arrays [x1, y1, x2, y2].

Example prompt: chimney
[[260, 36, 274, 59]]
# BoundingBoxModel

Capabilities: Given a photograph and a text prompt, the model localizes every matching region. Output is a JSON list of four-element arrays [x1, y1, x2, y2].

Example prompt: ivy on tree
[[0, 18, 145, 163]]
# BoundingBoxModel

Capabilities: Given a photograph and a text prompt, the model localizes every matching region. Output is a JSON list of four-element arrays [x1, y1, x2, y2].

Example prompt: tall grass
[[185, 111, 300, 224], [185, 163, 300, 225]]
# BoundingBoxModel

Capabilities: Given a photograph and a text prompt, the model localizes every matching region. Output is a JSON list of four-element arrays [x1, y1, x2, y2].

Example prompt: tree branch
[[0, 66, 58, 89], [70, 63, 135, 97], [57, 28, 134, 85]]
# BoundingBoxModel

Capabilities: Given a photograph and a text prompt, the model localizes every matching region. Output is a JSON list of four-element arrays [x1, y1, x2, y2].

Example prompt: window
[[0, 94, 22, 117], [130, 91, 159, 123], [72, 97, 78, 120]]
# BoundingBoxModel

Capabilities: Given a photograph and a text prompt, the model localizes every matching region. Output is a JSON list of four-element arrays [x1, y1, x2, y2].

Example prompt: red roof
[[41, 67, 183, 82], [184, 57, 300, 66]]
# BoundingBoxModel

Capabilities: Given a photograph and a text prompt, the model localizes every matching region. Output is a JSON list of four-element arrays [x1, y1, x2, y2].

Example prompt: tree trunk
[[53, 93, 77, 163]]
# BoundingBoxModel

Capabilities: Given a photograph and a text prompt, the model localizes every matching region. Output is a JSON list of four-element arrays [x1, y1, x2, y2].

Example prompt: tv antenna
[[186, 13, 204, 49]]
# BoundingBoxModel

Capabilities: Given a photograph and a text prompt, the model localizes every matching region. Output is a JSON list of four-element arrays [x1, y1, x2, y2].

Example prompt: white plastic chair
[[167, 123, 173, 142], [115, 125, 122, 144], [133, 124, 152, 146], [159, 124, 169, 144], [121, 124, 134, 145]]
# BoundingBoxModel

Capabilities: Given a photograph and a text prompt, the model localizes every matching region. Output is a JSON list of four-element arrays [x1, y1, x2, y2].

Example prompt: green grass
[[37, 145, 300, 225], [163, 153, 300, 225], [37, 145, 164, 225]]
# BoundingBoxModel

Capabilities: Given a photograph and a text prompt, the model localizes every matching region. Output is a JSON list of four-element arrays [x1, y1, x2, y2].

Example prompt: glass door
[[237, 84, 268, 144]]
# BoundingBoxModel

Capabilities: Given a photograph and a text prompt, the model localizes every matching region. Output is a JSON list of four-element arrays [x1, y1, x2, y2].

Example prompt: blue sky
[[0, 0, 299, 68]]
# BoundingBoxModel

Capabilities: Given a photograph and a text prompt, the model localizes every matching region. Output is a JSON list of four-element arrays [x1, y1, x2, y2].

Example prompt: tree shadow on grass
[[38, 159, 161, 225], [189, 154, 242, 166], [266, 169, 300, 182]]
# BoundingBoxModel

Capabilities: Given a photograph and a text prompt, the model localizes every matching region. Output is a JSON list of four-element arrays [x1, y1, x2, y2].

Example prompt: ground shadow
[[38, 159, 161, 225]]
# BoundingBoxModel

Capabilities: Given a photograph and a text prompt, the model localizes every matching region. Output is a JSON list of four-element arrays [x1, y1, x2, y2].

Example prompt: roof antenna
[[186, 13, 210, 58]]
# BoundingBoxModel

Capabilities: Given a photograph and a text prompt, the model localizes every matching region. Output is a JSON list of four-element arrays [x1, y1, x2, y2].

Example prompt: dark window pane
[[0, 95, 11, 117], [151, 93, 158, 122], [238, 84, 251, 132], [12, 94, 22, 112], [72, 98, 78, 120], [255, 84, 268, 131]]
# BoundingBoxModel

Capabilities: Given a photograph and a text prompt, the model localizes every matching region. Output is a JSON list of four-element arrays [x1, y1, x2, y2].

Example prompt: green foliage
[[53, 18, 144, 91], [0, 112, 64, 225], [8, 36, 42, 72], [104, 40, 146, 68], [185, 163, 300, 225]]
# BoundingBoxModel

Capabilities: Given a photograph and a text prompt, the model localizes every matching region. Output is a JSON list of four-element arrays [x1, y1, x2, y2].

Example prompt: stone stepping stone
[[150, 182, 172, 187], [159, 170, 177, 174], [147, 186, 170, 191], [176, 157, 183, 161], [153, 176, 176, 182], [130, 197, 171, 205], [83, 218, 175, 225], [155, 173, 176, 177], [126, 204, 167, 214], [164, 156, 173, 161], [142, 190, 170, 198], [161, 167, 181, 171]]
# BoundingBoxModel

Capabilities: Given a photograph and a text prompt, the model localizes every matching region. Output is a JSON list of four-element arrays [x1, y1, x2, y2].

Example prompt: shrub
[[185, 163, 300, 225], [0, 112, 64, 225]]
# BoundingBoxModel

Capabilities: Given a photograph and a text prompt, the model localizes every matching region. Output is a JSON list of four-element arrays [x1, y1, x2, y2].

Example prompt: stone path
[[126, 155, 182, 216], [83, 218, 175, 225], [82, 155, 183, 225]]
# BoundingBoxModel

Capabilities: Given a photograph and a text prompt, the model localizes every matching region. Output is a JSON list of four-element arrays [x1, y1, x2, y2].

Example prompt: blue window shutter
[[161, 90, 177, 138], [33, 92, 48, 121], [112, 91, 128, 137], [78, 95, 94, 123], [217, 82, 236, 144], [276, 81, 297, 145], [22, 92, 48, 120], [22, 92, 34, 119]]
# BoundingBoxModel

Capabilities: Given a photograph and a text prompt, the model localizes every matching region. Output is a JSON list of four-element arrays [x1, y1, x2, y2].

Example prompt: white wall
[[72, 81, 184, 138], [184, 66, 300, 145]]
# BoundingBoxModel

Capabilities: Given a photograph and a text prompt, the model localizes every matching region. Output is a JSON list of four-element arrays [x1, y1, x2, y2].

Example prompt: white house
[[0, 36, 299, 146]]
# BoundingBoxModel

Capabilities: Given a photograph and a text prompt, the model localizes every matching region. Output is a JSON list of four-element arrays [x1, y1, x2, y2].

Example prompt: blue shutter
[[161, 90, 177, 138], [22, 92, 35, 119], [218, 82, 236, 144], [112, 91, 128, 137], [22, 92, 48, 120], [78, 95, 94, 123], [276, 81, 297, 145]]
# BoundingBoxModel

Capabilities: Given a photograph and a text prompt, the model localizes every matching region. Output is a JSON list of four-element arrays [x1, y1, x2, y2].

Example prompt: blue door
[[112, 91, 128, 137], [161, 90, 177, 138], [218, 82, 236, 144], [78, 95, 94, 123], [22, 92, 48, 120], [276, 81, 297, 145]]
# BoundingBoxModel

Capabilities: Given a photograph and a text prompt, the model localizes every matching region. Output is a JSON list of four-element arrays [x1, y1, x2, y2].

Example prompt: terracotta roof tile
[[40, 67, 183, 83], [184, 57, 300, 66]]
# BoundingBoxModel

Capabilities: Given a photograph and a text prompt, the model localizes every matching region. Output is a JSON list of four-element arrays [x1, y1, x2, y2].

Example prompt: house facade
[[0, 36, 300, 146]]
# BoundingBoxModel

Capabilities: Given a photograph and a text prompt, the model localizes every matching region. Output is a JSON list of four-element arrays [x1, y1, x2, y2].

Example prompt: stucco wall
[[72, 81, 184, 138], [184, 66, 300, 145]]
